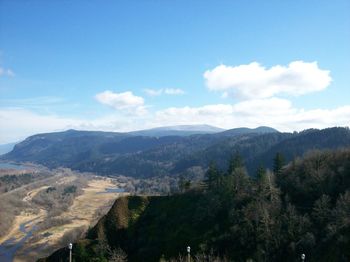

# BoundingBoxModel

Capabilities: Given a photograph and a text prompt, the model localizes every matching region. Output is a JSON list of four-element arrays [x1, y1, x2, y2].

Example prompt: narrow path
[[23, 186, 50, 203]]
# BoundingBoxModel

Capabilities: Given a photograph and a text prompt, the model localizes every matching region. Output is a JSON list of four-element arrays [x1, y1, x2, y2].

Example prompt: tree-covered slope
[[40, 148, 350, 262], [3, 127, 350, 178]]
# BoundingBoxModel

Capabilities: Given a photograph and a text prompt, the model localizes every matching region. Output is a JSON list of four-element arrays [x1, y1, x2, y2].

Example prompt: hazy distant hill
[[0, 142, 17, 155], [129, 124, 225, 136], [2, 126, 350, 178], [215, 126, 277, 137]]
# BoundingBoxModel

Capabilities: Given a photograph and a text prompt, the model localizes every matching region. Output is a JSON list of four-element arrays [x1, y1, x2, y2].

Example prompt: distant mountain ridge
[[0, 142, 17, 155], [2, 126, 350, 178], [215, 126, 278, 136], [129, 124, 225, 137]]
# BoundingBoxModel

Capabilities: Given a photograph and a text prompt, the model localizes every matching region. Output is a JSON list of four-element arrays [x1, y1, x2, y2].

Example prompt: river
[[0, 220, 38, 262], [0, 162, 30, 170], [98, 187, 125, 194]]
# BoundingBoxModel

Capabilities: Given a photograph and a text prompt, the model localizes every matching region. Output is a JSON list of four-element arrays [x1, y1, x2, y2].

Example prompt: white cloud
[[144, 88, 185, 96], [204, 61, 331, 99], [145, 88, 163, 96], [0, 67, 15, 77], [95, 90, 147, 115], [0, 108, 80, 143], [154, 99, 350, 132], [164, 88, 185, 95]]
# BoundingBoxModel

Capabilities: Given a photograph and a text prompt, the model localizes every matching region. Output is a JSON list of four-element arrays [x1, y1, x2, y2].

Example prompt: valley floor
[[0, 168, 126, 262]]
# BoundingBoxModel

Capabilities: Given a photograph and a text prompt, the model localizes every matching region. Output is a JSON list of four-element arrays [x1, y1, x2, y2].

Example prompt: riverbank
[[0, 176, 126, 262]]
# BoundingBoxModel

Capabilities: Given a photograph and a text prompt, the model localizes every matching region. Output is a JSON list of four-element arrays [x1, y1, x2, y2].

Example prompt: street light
[[68, 243, 73, 262], [187, 246, 191, 262], [301, 253, 305, 262]]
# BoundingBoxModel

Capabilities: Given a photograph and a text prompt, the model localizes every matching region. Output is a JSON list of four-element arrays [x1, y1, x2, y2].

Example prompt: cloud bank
[[204, 61, 331, 99], [154, 99, 350, 132], [95, 90, 147, 115], [2, 100, 350, 143]]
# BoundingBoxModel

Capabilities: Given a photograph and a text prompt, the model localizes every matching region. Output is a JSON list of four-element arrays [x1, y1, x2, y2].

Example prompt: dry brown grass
[[12, 177, 126, 261]]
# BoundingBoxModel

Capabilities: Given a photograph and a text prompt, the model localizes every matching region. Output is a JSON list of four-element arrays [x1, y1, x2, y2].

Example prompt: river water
[[98, 187, 125, 194], [0, 180, 124, 261], [0, 162, 29, 170], [0, 220, 38, 262]]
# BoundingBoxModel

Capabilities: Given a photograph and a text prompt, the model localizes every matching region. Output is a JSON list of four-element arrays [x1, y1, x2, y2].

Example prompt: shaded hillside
[[3, 127, 350, 178], [1, 126, 277, 177], [2, 130, 130, 164], [214, 126, 277, 137], [41, 149, 350, 262], [171, 127, 350, 176], [248, 127, 350, 172]]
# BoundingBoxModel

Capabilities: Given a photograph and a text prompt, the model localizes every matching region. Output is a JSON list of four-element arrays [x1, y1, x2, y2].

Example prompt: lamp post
[[68, 243, 73, 262], [301, 253, 305, 262], [187, 246, 191, 262]]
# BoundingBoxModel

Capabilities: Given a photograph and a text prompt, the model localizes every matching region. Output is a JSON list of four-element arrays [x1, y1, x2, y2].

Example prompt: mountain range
[[2, 125, 350, 178]]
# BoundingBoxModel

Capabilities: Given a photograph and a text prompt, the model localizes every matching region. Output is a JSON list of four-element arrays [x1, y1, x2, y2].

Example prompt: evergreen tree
[[205, 161, 220, 191], [273, 152, 285, 175], [256, 165, 267, 182], [228, 152, 244, 175], [228, 166, 251, 200]]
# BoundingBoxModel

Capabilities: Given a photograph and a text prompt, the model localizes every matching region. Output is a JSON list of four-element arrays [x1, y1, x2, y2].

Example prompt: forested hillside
[[40, 148, 350, 262], [3, 127, 350, 179]]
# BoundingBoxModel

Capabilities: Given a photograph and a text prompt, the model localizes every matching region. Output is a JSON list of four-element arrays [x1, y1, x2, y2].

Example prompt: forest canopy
[[41, 149, 350, 262]]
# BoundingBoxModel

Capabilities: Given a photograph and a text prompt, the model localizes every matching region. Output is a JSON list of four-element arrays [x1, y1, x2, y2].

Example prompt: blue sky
[[0, 0, 349, 143]]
